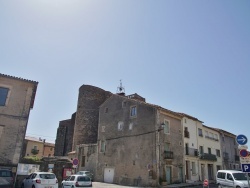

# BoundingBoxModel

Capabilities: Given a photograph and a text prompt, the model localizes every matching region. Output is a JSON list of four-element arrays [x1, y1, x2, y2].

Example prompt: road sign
[[240, 149, 249, 157], [240, 157, 250, 163], [239, 145, 248, 150], [72, 158, 79, 166], [236, 134, 248, 145], [241, 164, 250, 172]]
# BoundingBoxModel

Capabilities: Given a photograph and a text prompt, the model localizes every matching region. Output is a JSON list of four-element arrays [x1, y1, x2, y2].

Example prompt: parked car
[[0, 169, 13, 188], [216, 170, 249, 188], [75, 171, 93, 181], [21, 172, 58, 188], [61, 175, 92, 188]]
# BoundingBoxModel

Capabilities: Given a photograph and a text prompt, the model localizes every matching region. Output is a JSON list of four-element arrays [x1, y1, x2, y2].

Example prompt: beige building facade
[[0, 73, 38, 170]]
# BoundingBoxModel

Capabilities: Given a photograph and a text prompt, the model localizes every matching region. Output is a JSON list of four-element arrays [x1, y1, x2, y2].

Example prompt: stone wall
[[54, 113, 75, 156], [72, 85, 111, 149]]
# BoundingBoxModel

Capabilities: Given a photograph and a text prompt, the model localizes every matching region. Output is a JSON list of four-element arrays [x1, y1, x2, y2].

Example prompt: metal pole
[[247, 173, 250, 188]]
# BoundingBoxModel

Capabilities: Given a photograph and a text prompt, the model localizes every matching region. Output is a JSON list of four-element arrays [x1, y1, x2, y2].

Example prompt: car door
[[68, 176, 76, 188], [63, 176, 71, 188], [23, 174, 32, 188]]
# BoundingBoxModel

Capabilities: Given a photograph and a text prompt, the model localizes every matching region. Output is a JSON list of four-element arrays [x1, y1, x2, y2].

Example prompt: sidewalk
[[163, 181, 203, 187], [161, 181, 216, 188]]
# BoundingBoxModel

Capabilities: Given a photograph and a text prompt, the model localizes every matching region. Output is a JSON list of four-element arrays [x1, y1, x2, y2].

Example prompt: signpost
[[237, 134, 250, 188], [72, 158, 79, 169], [236, 134, 248, 145]]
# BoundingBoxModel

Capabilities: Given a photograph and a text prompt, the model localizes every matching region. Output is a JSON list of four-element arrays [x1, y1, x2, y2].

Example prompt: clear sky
[[1, 1, 250, 148]]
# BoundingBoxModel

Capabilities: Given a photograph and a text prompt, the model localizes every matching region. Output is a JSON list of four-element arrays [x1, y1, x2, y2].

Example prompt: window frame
[[130, 105, 137, 118], [163, 119, 170, 134], [0, 86, 10, 106]]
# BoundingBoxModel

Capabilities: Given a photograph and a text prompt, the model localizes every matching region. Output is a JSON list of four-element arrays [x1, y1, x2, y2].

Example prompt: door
[[201, 164, 205, 181], [185, 161, 190, 180], [165, 166, 171, 184], [207, 164, 213, 180], [104, 168, 114, 183], [178, 167, 183, 183]]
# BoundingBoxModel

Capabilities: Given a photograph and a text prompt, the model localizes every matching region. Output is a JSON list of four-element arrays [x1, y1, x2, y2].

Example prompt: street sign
[[240, 149, 249, 157], [238, 145, 248, 150], [240, 157, 250, 163], [236, 134, 248, 145], [241, 164, 250, 172], [72, 158, 79, 166]]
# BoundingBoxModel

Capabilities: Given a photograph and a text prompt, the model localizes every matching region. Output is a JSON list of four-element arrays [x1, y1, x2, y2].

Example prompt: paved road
[[92, 182, 219, 188], [92, 182, 138, 187]]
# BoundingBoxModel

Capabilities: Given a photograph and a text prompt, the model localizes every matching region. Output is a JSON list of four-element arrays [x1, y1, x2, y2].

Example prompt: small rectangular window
[[216, 149, 221, 157], [208, 147, 211, 154], [198, 128, 203, 137], [0, 126, 4, 139], [100, 140, 106, 152], [192, 162, 196, 174], [130, 106, 137, 117], [118, 121, 124, 131], [122, 101, 127, 108], [163, 120, 170, 134], [105, 107, 108, 113], [0, 87, 9, 106], [81, 156, 85, 167]]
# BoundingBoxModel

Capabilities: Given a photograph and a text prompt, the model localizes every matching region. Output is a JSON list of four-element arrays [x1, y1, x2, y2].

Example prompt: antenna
[[117, 80, 125, 95]]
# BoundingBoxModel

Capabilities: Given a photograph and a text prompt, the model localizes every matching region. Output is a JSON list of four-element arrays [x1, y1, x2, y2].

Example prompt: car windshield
[[39, 174, 56, 179], [77, 176, 90, 181], [233, 173, 248, 180], [85, 172, 90, 175]]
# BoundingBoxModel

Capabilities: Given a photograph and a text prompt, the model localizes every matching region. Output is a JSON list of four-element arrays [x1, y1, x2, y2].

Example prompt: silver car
[[75, 171, 93, 181], [61, 175, 92, 188]]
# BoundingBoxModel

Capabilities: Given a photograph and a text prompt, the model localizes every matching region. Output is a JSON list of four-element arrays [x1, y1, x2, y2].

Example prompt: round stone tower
[[72, 85, 111, 150]]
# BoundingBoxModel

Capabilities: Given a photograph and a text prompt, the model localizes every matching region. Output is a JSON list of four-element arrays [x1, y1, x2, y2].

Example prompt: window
[[50, 148, 53, 151], [208, 147, 211, 154], [216, 149, 221, 157], [100, 140, 106, 152], [163, 120, 170, 134], [192, 162, 196, 174], [81, 156, 85, 167], [214, 134, 218, 141], [198, 128, 203, 136], [33, 146, 38, 150], [129, 123, 133, 130], [205, 131, 208, 137], [101, 126, 105, 132], [130, 106, 137, 117], [105, 107, 108, 113], [164, 142, 170, 151], [122, 101, 127, 108], [118, 121, 124, 131], [199, 146, 204, 154], [0, 87, 9, 106], [0, 126, 4, 139]]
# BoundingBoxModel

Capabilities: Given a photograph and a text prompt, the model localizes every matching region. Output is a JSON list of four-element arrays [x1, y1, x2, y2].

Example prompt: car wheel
[[21, 184, 24, 188], [32, 185, 35, 188], [218, 184, 223, 188], [61, 184, 64, 188]]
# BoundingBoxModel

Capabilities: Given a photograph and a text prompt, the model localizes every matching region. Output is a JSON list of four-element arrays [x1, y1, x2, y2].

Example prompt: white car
[[21, 172, 58, 188], [75, 171, 94, 181], [61, 175, 92, 188]]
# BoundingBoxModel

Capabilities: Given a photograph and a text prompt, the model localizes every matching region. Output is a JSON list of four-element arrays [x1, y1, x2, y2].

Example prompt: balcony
[[185, 147, 198, 157], [199, 153, 217, 161], [164, 151, 174, 159], [31, 149, 39, 155], [184, 131, 190, 138]]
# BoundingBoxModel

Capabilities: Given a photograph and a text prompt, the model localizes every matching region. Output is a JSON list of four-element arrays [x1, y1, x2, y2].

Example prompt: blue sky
[[1, 1, 250, 148]]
